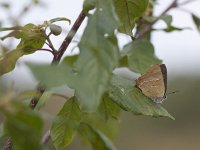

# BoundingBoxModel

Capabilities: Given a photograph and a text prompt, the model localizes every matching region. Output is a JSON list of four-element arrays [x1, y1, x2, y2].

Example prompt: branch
[[135, 0, 178, 40], [52, 10, 86, 64]]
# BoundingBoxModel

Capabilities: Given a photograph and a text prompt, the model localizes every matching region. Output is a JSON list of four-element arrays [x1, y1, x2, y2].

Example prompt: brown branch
[[52, 10, 86, 64], [135, 0, 178, 40]]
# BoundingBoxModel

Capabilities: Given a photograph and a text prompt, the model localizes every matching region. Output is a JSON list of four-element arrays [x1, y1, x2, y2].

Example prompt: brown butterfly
[[135, 64, 167, 103]]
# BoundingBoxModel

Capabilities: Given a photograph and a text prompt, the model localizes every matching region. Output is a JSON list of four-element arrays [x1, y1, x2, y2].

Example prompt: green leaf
[[122, 40, 161, 74], [16, 23, 46, 54], [98, 94, 121, 121], [82, 113, 120, 140], [160, 15, 172, 27], [0, 24, 46, 75], [114, 0, 149, 35], [75, 0, 120, 111], [163, 26, 188, 32], [118, 55, 128, 68], [62, 54, 78, 66], [34, 91, 53, 110], [78, 123, 117, 150], [191, 13, 200, 32], [0, 49, 23, 76], [0, 101, 43, 150], [51, 97, 81, 150], [27, 63, 76, 88], [108, 75, 175, 120], [143, 15, 173, 27]]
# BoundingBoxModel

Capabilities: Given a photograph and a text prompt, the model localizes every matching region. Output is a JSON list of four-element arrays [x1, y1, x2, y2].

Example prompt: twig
[[45, 32, 57, 52], [52, 10, 86, 64], [37, 48, 54, 54], [135, 0, 178, 39]]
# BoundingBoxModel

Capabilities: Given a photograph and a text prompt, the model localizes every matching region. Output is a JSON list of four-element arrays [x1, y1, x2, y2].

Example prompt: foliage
[[0, 0, 198, 149]]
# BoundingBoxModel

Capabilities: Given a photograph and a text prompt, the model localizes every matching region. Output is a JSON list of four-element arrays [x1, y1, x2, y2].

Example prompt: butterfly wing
[[136, 64, 167, 103]]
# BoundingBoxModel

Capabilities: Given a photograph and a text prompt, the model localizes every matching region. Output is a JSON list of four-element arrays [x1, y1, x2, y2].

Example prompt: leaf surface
[[108, 75, 175, 120], [51, 97, 81, 149], [78, 123, 116, 150], [114, 0, 149, 35], [122, 40, 161, 74]]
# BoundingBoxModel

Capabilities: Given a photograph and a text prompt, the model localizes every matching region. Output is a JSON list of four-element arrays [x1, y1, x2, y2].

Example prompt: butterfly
[[135, 64, 167, 104]]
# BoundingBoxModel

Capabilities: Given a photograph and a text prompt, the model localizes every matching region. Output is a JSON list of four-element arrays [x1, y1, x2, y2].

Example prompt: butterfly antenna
[[167, 90, 179, 95]]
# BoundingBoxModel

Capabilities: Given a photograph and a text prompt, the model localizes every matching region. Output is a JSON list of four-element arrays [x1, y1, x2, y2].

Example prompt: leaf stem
[[37, 48, 54, 54], [45, 32, 57, 52]]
